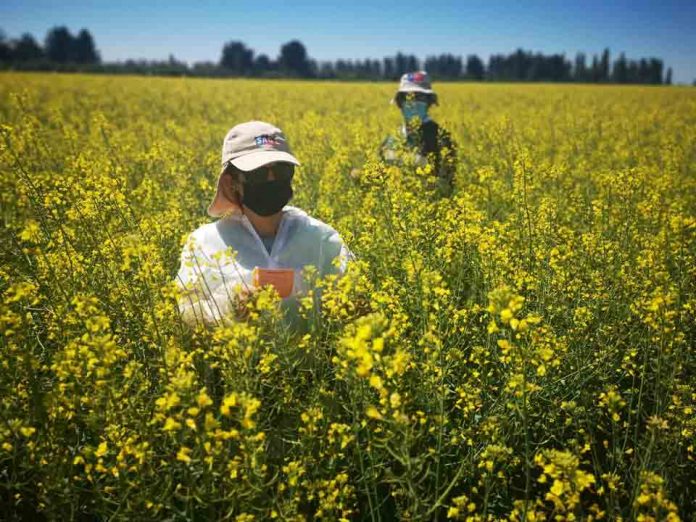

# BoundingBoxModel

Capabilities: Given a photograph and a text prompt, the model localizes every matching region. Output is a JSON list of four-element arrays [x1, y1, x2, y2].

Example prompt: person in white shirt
[[176, 121, 351, 325]]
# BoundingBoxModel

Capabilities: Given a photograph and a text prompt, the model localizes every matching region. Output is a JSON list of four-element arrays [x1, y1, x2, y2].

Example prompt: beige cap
[[208, 121, 300, 217], [221, 121, 300, 171]]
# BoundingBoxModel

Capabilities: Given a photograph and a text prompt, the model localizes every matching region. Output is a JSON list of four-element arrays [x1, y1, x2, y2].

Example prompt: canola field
[[1, 73, 695, 520]]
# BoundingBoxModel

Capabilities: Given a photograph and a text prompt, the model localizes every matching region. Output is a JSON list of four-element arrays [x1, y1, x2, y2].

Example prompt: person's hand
[[233, 287, 259, 321]]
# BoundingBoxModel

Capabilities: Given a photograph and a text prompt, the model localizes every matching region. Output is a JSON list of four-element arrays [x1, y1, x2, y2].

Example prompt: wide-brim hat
[[208, 121, 300, 217], [391, 70, 438, 104]]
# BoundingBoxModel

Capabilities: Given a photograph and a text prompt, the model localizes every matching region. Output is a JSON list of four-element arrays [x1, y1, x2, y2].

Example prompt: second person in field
[[381, 71, 457, 195]]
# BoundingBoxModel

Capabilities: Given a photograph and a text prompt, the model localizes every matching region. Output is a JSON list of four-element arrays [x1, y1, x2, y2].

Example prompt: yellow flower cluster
[[535, 449, 596, 517]]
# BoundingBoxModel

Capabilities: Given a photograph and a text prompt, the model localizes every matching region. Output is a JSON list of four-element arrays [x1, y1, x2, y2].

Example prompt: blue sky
[[2, 0, 695, 83]]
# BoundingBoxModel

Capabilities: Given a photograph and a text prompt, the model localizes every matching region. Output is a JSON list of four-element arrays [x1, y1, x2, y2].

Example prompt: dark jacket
[[381, 119, 457, 193]]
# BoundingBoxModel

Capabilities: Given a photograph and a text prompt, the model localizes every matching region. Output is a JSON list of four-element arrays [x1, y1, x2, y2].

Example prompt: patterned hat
[[392, 71, 437, 104], [397, 71, 435, 94]]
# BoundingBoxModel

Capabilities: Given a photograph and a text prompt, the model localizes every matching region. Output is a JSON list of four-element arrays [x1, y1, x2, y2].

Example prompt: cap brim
[[229, 151, 300, 171]]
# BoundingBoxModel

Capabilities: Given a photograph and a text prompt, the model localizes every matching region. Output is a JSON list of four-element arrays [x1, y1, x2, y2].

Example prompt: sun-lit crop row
[[1, 73, 695, 520]]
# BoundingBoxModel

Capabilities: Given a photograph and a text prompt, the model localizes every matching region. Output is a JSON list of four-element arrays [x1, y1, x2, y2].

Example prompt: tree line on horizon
[[0, 26, 678, 85]]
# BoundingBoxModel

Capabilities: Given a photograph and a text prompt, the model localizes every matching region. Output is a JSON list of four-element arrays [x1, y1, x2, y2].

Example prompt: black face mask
[[242, 179, 293, 217]]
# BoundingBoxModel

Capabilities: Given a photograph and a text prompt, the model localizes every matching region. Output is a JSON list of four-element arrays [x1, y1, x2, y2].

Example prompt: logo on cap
[[407, 72, 426, 83], [255, 134, 282, 148]]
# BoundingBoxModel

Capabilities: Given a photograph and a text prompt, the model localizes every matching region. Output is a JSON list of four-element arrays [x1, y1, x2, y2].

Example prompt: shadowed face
[[395, 91, 435, 109], [220, 162, 295, 217], [220, 162, 295, 202]]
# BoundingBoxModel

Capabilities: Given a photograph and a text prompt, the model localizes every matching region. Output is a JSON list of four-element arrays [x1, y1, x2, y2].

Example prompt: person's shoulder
[[429, 120, 455, 144], [284, 206, 341, 240], [187, 216, 242, 246], [423, 119, 448, 135], [184, 221, 213, 242], [420, 119, 439, 137], [187, 221, 221, 240]]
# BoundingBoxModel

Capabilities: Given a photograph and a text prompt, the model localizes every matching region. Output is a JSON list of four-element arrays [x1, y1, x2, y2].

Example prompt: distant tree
[[357, 59, 368, 78], [334, 59, 347, 76], [395, 52, 408, 76], [10, 33, 43, 62], [425, 55, 439, 77], [638, 58, 649, 83], [0, 30, 12, 63], [73, 29, 99, 63], [574, 53, 587, 82], [427, 53, 462, 79], [307, 59, 319, 78], [487, 55, 503, 80], [549, 54, 571, 81], [278, 40, 311, 77], [253, 54, 272, 75], [626, 60, 639, 83], [612, 52, 628, 83], [589, 54, 600, 82], [220, 41, 254, 75], [511, 48, 527, 80], [665, 67, 672, 85], [356, 59, 366, 79], [160, 55, 188, 75], [406, 54, 419, 73], [191, 61, 220, 77], [355, 59, 365, 78], [45, 26, 74, 63], [599, 48, 610, 82], [317, 61, 335, 79], [368, 59, 381, 79], [383, 57, 395, 80], [486, 49, 572, 82], [466, 54, 485, 80], [648, 58, 663, 84], [450, 54, 463, 78]]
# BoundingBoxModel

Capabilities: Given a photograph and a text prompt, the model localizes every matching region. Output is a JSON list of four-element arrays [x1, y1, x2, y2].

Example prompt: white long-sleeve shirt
[[176, 206, 350, 325]]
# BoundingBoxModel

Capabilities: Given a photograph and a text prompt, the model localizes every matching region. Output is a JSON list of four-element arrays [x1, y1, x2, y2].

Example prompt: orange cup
[[252, 268, 295, 298]]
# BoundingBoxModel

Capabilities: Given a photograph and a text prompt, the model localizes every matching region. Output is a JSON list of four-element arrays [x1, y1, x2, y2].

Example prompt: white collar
[[220, 205, 307, 223]]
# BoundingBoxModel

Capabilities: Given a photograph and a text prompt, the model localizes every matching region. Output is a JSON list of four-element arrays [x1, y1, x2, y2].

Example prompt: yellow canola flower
[[95, 441, 108, 458], [196, 389, 213, 408], [176, 446, 192, 464], [220, 393, 238, 417], [163, 418, 181, 432], [389, 392, 401, 409], [19, 427, 36, 437], [366, 406, 383, 420], [240, 395, 261, 430], [369, 374, 384, 390]]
